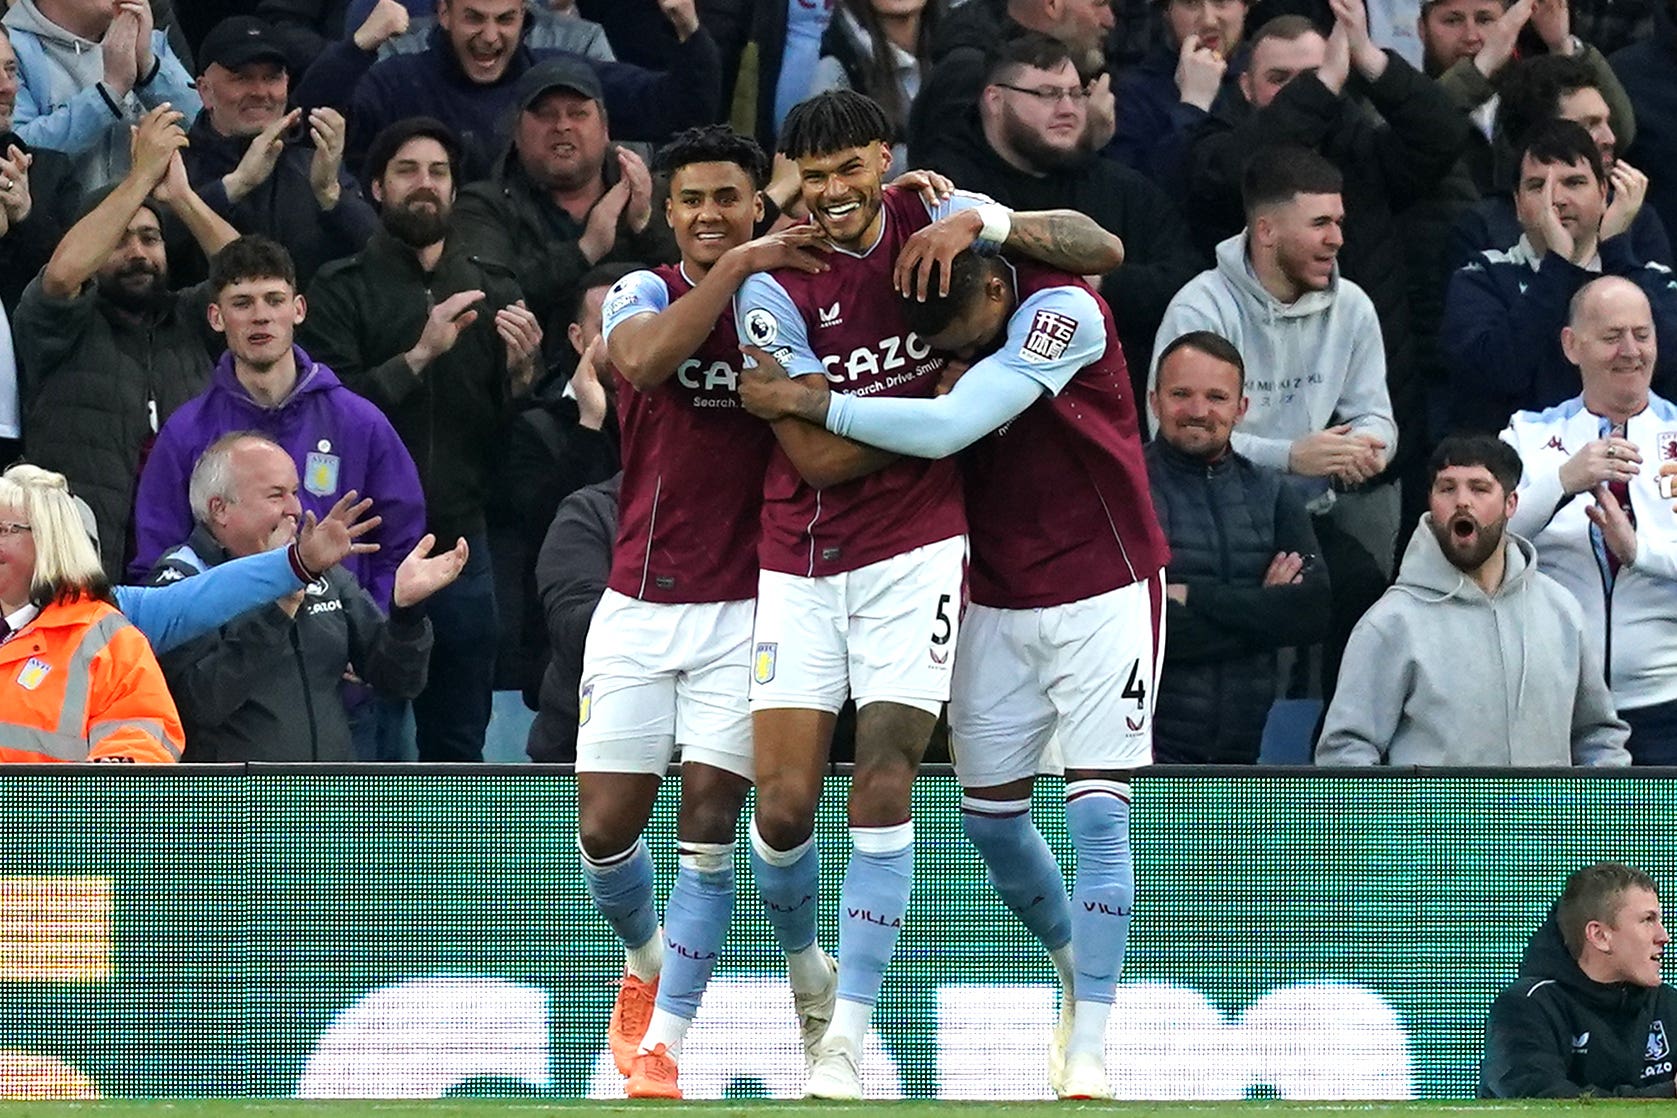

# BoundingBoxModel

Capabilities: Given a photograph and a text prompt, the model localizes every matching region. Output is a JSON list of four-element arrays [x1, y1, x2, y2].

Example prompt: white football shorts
[[575, 590, 755, 779], [749, 535, 966, 717], [951, 573, 1165, 788]]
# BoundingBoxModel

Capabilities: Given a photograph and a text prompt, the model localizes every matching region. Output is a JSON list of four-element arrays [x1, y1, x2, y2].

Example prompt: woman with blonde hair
[[0, 464, 182, 763]]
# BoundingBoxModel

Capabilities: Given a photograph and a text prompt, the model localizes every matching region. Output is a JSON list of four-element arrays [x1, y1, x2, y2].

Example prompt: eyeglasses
[[0, 522, 31, 538], [994, 83, 1089, 105]]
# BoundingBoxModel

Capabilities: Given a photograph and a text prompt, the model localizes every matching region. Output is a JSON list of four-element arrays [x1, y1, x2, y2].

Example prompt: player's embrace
[[579, 125, 829, 1100], [732, 89, 1132, 1099], [741, 246, 1169, 1100]]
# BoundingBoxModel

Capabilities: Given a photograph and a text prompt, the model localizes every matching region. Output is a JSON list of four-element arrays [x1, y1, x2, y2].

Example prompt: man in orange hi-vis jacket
[[0, 465, 181, 763]]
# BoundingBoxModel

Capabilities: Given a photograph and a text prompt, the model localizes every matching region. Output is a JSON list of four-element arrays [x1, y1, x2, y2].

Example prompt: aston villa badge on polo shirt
[[16, 657, 50, 690]]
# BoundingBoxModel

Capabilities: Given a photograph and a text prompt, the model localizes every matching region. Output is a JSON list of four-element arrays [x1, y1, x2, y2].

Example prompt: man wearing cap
[[301, 117, 542, 762], [452, 57, 676, 333], [185, 15, 379, 289], [298, 0, 721, 183], [13, 104, 238, 581]]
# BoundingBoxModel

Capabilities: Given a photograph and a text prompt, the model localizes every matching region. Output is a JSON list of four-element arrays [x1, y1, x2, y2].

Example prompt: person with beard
[[1316, 432, 1628, 765], [451, 58, 675, 339], [301, 117, 540, 763], [1442, 121, 1677, 434], [1145, 331, 1330, 765], [1503, 276, 1677, 763], [1482, 862, 1677, 1098], [1150, 145, 1394, 698], [0, 26, 79, 466], [13, 104, 238, 581], [184, 16, 380, 290], [917, 33, 1202, 398]]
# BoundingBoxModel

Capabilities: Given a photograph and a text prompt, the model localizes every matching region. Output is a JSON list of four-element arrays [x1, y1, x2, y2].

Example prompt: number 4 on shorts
[[1121, 659, 1146, 708]]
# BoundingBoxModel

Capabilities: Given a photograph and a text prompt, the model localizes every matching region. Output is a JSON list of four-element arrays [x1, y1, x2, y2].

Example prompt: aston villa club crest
[[1647, 1020, 1669, 1062], [14, 657, 50, 691], [578, 684, 592, 727], [304, 442, 340, 497], [754, 642, 777, 685], [1659, 432, 1677, 463]]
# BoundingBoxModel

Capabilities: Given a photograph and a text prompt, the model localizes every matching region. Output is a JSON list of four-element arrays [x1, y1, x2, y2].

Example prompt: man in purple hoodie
[[130, 234, 425, 612]]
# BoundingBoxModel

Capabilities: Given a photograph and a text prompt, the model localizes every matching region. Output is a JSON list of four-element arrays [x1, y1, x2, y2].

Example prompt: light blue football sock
[[961, 796, 1073, 952], [1066, 783, 1135, 1006], [749, 816, 820, 954], [654, 841, 735, 1021], [835, 822, 915, 1009], [580, 837, 660, 960]]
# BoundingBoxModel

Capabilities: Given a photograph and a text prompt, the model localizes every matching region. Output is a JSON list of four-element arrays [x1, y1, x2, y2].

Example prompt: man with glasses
[[918, 33, 1202, 396]]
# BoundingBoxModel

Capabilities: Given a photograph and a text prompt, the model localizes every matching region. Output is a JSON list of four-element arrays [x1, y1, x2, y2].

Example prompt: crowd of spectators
[[0, 0, 1673, 768]]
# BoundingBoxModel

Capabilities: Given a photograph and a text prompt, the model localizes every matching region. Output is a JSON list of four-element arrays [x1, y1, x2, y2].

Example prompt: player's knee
[[677, 794, 744, 845], [752, 800, 816, 852], [576, 811, 643, 864], [849, 755, 917, 819]]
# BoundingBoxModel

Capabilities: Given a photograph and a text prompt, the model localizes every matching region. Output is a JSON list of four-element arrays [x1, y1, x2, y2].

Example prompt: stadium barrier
[[0, 765, 1667, 1100]]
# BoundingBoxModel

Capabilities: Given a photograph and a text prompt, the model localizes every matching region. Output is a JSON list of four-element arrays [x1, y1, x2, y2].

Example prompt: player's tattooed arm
[[896, 208, 1124, 301], [1004, 210, 1126, 275]]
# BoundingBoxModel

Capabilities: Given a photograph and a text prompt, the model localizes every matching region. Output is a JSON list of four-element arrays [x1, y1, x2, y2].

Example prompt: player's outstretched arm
[[609, 228, 830, 391], [768, 380, 898, 488], [896, 207, 1126, 301]]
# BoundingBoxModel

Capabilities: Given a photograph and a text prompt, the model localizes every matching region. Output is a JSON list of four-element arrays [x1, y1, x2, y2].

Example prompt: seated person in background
[[1503, 276, 1677, 764], [1316, 433, 1629, 766], [186, 16, 379, 289], [1482, 861, 1676, 1098], [3, 0, 199, 186], [130, 234, 425, 613], [0, 464, 182, 763], [1145, 331, 1330, 764], [150, 433, 465, 762], [528, 472, 618, 762], [1450, 52, 1667, 270], [1442, 120, 1677, 432]]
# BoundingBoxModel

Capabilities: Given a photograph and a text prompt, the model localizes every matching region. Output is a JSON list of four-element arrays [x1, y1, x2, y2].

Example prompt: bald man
[[1502, 276, 1677, 761]]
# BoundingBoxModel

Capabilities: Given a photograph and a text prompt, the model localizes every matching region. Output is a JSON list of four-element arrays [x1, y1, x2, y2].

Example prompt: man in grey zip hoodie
[[1317, 433, 1630, 766]]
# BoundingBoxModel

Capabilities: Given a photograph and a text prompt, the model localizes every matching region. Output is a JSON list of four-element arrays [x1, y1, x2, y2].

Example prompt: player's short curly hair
[[778, 90, 892, 160], [653, 125, 770, 190]]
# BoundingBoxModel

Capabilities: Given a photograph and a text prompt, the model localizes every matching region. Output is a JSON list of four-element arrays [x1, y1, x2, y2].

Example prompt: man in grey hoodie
[[1316, 433, 1630, 766], [5, 0, 199, 187]]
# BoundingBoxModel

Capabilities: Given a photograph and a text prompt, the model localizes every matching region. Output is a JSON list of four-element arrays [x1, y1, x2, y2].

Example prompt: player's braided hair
[[653, 125, 771, 190], [900, 250, 1004, 339], [778, 90, 893, 160]]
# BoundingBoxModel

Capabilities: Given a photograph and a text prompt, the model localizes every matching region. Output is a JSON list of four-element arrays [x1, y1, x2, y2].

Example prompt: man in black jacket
[[1482, 861, 1677, 1098], [185, 15, 379, 288], [301, 117, 542, 761], [918, 34, 1204, 400], [1144, 330, 1329, 763], [152, 432, 465, 762]]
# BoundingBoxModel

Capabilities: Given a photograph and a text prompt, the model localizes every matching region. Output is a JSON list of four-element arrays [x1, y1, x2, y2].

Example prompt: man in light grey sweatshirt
[[1316, 433, 1630, 767], [1151, 143, 1399, 695]]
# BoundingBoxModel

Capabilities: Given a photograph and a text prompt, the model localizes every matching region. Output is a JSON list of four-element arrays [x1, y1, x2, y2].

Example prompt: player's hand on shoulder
[[738, 223, 832, 275], [887, 169, 956, 209]]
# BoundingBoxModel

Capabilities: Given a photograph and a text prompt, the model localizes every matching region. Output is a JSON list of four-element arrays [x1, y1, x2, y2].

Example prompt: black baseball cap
[[514, 57, 604, 111], [199, 16, 290, 73]]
